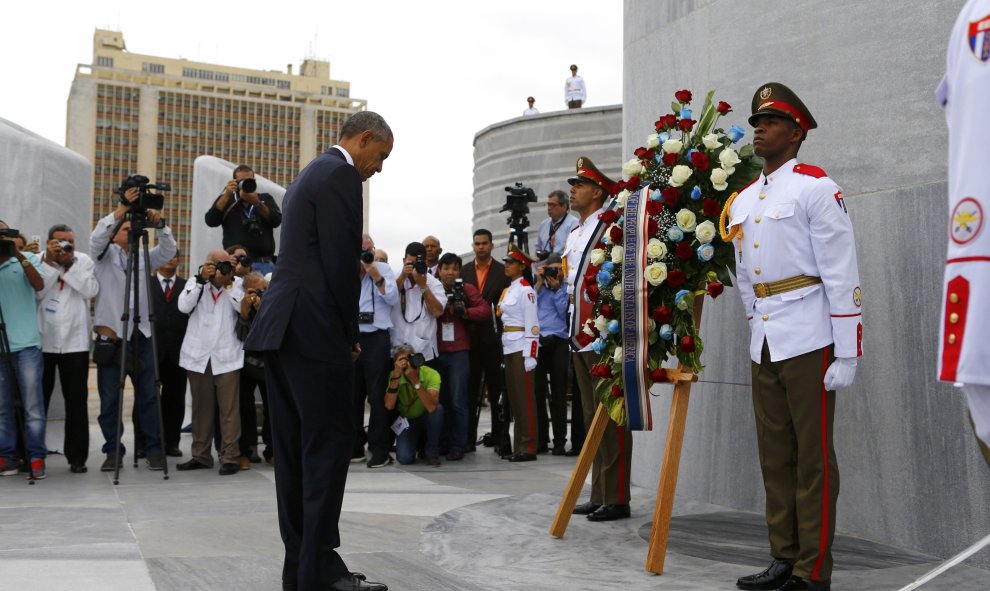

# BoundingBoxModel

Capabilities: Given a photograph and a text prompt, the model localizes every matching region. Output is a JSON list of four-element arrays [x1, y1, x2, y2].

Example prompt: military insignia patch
[[577, 157, 585, 169], [760, 86, 772, 100], [950, 197, 983, 245], [531, 326, 540, 335], [853, 286, 862, 308], [834, 191, 847, 213], [527, 293, 535, 303], [968, 13, 990, 62]]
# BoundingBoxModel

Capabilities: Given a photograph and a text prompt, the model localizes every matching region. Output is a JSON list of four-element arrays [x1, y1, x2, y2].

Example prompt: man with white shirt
[[90, 187, 176, 472], [729, 83, 862, 591], [37, 224, 99, 473], [175, 249, 244, 476], [390, 242, 447, 364], [564, 64, 586, 108]]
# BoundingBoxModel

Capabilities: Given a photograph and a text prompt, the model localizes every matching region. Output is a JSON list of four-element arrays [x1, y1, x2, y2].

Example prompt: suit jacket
[[150, 275, 189, 365], [461, 258, 509, 347], [244, 148, 362, 364]]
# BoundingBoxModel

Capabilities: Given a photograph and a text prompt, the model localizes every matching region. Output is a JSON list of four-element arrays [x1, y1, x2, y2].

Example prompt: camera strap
[[548, 217, 565, 250], [399, 281, 425, 324], [360, 274, 377, 316]]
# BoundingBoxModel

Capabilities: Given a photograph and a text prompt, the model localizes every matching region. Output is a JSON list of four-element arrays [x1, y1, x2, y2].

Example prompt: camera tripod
[[103, 214, 170, 484], [0, 290, 40, 484]]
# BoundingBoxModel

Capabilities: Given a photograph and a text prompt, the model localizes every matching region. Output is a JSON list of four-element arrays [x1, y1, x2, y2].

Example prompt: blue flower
[[649, 190, 663, 201], [686, 148, 698, 160], [728, 125, 745, 143], [697, 243, 715, 262], [681, 108, 692, 119], [667, 227, 684, 242], [658, 324, 674, 341], [606, 319, 621, 334], [601, 262, 614, 273], [591, 338, 607, 354], [690, 185, 702, 201], [675, 290, 693, 310], [597, 270, 612, 285], [658, 131, 670, 144]]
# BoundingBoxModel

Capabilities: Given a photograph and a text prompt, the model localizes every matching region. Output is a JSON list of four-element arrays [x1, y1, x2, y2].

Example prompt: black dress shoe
[[70, 464, 88, 474], [176, 459, 210, 471], [166, 447, 183, 457], [283, 572, 368, 590], [551, 445, 566, 456], [736, 559, 794, 590], [218, 463, 239, 475], [775, 576, 829, 591], [564, 448, 580, 457], [445, 450, 464, 461], [327, 574, 388, 591], [508, 452, 537, 462], [572, 501, 602, 515], [587, 503, 631, 521]]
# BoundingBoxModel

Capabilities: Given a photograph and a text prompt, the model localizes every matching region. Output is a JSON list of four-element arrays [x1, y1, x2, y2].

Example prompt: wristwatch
[[413, 382, 422, 390], [374, 277, 385, 287]]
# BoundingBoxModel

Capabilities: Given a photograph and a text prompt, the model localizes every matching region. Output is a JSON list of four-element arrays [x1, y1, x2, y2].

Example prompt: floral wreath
[[577, 90, 764, 425]]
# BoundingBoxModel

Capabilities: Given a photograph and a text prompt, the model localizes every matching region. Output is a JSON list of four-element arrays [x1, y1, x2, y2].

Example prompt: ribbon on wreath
[[620, 188, 653, 431]]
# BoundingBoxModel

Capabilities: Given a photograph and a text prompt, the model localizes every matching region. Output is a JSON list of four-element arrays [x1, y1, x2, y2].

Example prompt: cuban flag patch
[[834, 191, 847, 213], [968, 13, 990, 62]]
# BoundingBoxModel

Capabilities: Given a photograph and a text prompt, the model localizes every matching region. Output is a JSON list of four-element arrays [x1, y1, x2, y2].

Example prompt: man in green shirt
[[385, 344, 443, 466]]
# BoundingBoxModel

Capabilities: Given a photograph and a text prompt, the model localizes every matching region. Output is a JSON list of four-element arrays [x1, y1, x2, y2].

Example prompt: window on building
[[142, 62, 165, 74], [97, 56, 114, 67], [335, 87, 349, 97]]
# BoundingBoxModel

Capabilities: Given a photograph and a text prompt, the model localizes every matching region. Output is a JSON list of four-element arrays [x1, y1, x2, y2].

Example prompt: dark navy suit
[[245, 147, 362, 590]]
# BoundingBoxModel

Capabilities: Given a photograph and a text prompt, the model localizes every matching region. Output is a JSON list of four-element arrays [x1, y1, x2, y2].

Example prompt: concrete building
[[66, 29, 366, 269], [472, 105, 622, 255]]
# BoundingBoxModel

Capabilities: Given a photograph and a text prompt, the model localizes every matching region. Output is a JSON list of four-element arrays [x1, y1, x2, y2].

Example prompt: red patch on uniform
[[940, 276, 969, 382], [520, 279, 530, 287], [794, 163, 827, 178]]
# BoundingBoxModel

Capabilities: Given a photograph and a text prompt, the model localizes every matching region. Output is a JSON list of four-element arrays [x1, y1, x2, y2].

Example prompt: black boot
[[736, 559, 793, 590]]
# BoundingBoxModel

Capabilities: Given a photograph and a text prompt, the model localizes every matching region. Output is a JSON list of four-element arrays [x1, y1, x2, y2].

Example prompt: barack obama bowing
[[245, 112, 393, 591]]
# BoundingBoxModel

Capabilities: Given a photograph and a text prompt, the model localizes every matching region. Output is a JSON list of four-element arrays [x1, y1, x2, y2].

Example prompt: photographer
[[534, 190, 578, 257], [0, 219, 48, 478], [205, 165, 282, 276], [235, 272, 272, 466], [226, 244, 253, 279], [90, 187, 176, 472], [390, 242, 447, 361], [354, 235, 399, 468], [175, 250, 244, 476], [384, 344, 443, 466], [434, 253, 489, 461], [533, 253, 570, 456], [37, 224, 99, 473]]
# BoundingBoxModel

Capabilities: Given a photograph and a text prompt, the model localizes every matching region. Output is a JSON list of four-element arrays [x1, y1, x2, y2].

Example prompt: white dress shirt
[[389, 274, 448, 361], [36, 252, 100, 354], [564, 208, 603, 353], [177, 280, 244, 374]]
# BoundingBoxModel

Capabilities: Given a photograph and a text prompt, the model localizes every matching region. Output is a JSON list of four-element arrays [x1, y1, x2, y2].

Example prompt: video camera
[[501, 182, 537, 220], [448, 278, 467, 316], [115, 175, 169, 229], [0, 227, 20, 257]]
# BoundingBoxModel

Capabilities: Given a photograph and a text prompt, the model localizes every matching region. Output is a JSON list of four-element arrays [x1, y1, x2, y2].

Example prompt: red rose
[[702, 198, 721, 218], [585, 283, 599, 301], [717, 101, 732, 114], [655, 114, 678, 130], [601, 209, 619, 225], [647, 217, 659, 237], [575, 332, 594, 349], [599, 304, 614, 319], [667, 269, 686, 288], [610, 384, 624, 398], [662, 153, 679, 167], [680, 335, 696, 353], [645, 199, 664, 216], [626, 176, 640, 190], [689, 151, 709, 171], [590, 363, 613, 379], [661, 187, 680, 207], [678, 118, 696, 132], [675, 241, 693, 259], [707, 280, 724, 299], [634, 146, 648, 158], [649, 368, 668, 383], [674, 89, 693, 103], [650, 305, 673, 324], [609, 225, 623, 244]]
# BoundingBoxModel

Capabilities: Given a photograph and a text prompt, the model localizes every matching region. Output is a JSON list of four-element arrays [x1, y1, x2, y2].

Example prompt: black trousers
[[535, 336, 570, 448], [352, 330, 392, 459], [468, 341, 509, 452], [265, 350, 354, 589], [236, 370, 269, 457], [42, 351, 90, 466], [135, 359, 186, 452]]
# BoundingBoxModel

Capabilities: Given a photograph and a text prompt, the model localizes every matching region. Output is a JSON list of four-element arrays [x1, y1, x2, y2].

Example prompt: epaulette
[[793, 163, 827, 178], [520, 279, 531, 287]]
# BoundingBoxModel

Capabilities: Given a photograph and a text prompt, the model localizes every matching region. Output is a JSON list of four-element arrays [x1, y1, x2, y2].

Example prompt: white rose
[[589, 249, 606, 265], [669, 164, 692, 187], [719, 148, 741, 172], [613, 347, 623, 364], [702, 134, 720, 150], [615, 189, 630, 208], [646, 133, 660, 149], [611, 245, 624, 263], [612, 283, 623, 300], [648, 318, 656, 332], [676, 208, 698, 232], [661, 138, 683, 154], [710, 167, 729, 191], [646, 238, 667, 260], [695, 220, 717, 243], [623, 157, 645, 178], [594, 315, 608, 334], [644, 262, 668, 286]]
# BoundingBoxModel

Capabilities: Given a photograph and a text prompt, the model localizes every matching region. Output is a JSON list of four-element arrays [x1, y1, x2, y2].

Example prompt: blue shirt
[[0, 252, 42, 351], [358, 261, 400, 333], [535, 214, 579, 255], [537, 284, 569, 339]]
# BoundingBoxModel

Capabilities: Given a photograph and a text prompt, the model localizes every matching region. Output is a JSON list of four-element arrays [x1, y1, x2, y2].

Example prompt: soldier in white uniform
[[937, 0, 990, 467], [728, 83, 862, 591], [564, 64, 586, 108], [498, 246, 540, 462]]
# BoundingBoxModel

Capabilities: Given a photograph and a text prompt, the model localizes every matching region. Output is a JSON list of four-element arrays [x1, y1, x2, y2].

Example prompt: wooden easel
[[550, 298, 703, 575]]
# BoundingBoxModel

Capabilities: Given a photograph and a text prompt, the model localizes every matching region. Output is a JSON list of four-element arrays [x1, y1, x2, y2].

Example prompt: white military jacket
[[498, 277, 539, 358], [728, 159, 863, 363], [937, 0, 990, 385]]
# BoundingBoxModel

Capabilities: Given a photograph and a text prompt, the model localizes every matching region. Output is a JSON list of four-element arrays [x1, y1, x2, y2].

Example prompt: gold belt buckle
[[754, 283, 769, 298]]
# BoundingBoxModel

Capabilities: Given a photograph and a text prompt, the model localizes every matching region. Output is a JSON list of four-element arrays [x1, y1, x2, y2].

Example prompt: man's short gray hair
[[390, 343, 415, 359], [340, 111, 392, 142]]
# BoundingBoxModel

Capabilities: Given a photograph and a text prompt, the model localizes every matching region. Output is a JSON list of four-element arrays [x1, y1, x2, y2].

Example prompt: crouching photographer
[[384, 344, 443, 466], [434, 253, 490, 461]]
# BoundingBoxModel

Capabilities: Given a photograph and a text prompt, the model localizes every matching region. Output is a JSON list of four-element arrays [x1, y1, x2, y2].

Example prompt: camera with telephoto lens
[[413, 254, 427, 276], [116, 174, 169, 215], [360, 249, 375, 264], [58, 240, 74, 255], [448, 278, 467, 316], [237, 177, 257, 194], [215, 260, 234, 276], [0, 227, 20, 257], [407, 352, 426, 369]]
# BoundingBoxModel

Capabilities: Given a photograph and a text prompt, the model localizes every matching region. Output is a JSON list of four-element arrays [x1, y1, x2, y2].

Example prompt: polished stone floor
[[2, 389, 987, 590]]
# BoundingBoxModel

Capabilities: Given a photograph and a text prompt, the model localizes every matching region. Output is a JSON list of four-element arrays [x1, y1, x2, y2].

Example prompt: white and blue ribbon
[[620, 188, 653, 431]]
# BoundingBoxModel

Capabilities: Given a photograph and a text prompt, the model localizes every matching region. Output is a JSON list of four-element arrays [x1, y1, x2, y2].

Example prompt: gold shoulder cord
[[719, 192, 744, 258]]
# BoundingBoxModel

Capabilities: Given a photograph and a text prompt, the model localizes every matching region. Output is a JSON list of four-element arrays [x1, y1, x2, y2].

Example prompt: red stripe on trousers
[[616, 424, 626, 504], [812, 348, 830, 581], [525, 370, 535, 454]]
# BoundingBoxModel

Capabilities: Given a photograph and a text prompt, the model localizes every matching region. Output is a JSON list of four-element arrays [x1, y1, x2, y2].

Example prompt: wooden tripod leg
[[645, 378, 692, 574], [549, 403, 610, 538]]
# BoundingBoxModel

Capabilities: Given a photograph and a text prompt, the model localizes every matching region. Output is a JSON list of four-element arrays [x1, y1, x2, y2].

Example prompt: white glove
[[524, 356, 537, 372], [823, 357, 858, 391]]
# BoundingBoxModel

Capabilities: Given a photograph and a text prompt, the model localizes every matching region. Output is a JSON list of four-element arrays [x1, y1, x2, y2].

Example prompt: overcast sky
[[1, 0, 623, 262]]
